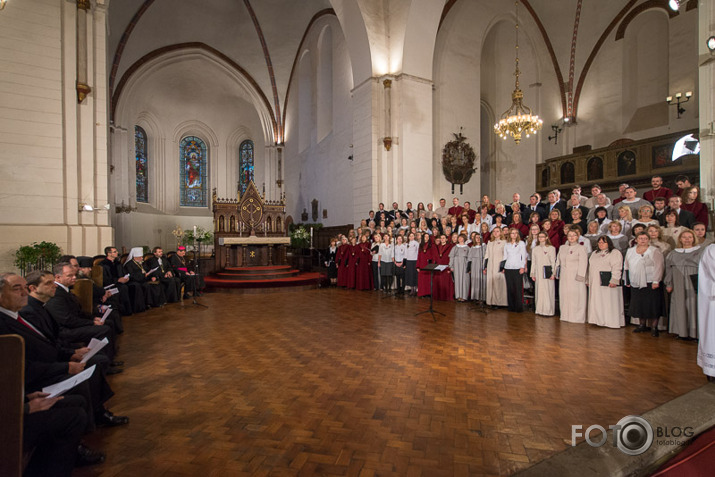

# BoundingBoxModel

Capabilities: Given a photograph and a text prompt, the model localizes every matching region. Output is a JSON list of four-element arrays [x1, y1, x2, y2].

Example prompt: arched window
[[135, 126, 148, 203], [560, 162, 575, 184], [239, 140, 254, 195], [180, 136, 208, 207], [587, 156, 603, 181], [617, 150, 636, 177]]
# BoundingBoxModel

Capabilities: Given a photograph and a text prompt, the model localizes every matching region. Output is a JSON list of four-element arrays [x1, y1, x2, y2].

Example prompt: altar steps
[[205, 265, 326, 293], [216, 265, 300, 280]]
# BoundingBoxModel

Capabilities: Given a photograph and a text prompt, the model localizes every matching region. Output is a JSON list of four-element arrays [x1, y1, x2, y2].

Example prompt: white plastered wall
[[0, 0, 112, 272], [283, 16, 355, 226]]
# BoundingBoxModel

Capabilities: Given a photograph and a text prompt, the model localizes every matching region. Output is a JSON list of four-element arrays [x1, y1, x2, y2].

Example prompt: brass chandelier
[[494, 0, 542, 145]]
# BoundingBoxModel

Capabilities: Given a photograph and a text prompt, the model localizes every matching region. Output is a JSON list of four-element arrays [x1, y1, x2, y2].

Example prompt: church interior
[[2, 0, 715, 475]]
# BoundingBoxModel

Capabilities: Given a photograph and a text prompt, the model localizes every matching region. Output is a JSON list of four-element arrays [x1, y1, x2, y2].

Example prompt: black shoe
[[106, 366, 123, 375], [651, 329, 659, 337], [97, 411, 129, 427], [110, 360, 124, 367], [633, 325, 649, 333], [76, 443, 105, 466]]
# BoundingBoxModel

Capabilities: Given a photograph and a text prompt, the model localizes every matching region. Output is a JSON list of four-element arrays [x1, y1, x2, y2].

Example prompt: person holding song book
[[483, 227, 508, 307], [587, 236, 625, 328], [468, 232, 486, 302], [555, 228, 589, 323], [625, 232, 665, 336], [530, 232, 556, 316], [664, 229, 703, 340]]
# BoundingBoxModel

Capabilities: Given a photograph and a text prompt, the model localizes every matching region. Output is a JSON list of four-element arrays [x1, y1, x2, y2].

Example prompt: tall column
[[351, 78, 381, 226], [393, 74, 434, 206], [699, 1, 715, 228]]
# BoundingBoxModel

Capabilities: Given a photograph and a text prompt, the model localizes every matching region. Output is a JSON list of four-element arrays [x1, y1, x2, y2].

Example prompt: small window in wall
[[541, 168, 550, 188], [239, 140, 254, 195], [180, 136, 208, 207], [135, 126, 148, 203], [587, 156, 603, 181], [617, 150, 636, 177], [560, 162, 575, 184]]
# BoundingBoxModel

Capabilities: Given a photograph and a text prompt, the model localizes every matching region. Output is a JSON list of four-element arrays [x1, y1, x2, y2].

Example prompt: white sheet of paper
[[123, 273, 130, 279], [81, 338, 109, 363], [147, 266, 159, 275], [43, 365, 96, 398], [435, 265, 448, 271], [100, 307, 112, 324], [107, 288, 119, 295]]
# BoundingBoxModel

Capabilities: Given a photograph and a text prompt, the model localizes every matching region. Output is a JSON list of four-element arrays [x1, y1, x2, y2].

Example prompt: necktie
[[17, 314, 47, 339]]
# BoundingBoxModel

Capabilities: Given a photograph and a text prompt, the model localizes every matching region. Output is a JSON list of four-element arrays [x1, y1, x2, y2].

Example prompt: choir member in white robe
[[555, 228, 588, 323], [530, 232, 556, 316], [587, 236, 624, 328], [624, 233, 665, 336], [483, 227, 507, 307], [697, 244, 715, 381], [468, 232, 485, 301], [606, 221, 629, 253], [665, 229, 703, 339], [449, 234, 470, 301]]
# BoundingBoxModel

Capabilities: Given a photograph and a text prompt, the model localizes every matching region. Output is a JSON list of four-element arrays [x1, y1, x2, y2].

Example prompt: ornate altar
[[212, 181, 290, 269]]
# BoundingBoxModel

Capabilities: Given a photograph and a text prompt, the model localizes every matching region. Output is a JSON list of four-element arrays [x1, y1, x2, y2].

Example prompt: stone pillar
[[699, 1, 715, 228], [351, 78, 381, 227], [393, 74, 434, 206]]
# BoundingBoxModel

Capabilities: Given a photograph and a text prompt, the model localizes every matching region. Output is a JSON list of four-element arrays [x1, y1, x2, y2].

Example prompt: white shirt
[[0, 305, 18, 319], [55, 281, 69, 293], [379, 243, 394, 262], [405, 240, 419, 260], [503, 241, 527, 269], [394, 243, 407, 262]]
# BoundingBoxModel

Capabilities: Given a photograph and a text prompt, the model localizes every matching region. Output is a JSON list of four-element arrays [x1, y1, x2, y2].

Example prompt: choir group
[[325, 176, 714, 345]]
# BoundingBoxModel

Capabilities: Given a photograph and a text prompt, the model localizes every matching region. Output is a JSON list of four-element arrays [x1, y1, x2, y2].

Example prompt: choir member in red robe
[[542, 219, 561, 253], [547, 209, 566, 245], [416, 233, 436, 297], [355, 234, 373, 290], [681, 186, 709, 228], [336, 235, 348, 287], [346, 236, 358, 289], [433, 234, 455, 301]]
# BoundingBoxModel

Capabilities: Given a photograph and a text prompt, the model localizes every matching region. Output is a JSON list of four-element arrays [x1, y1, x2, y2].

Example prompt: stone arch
[[113, 44, 277, 145]]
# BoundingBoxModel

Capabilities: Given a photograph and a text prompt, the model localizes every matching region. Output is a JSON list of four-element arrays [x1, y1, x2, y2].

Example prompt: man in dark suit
[[101, 246, 146, 314], [168, 246, 205, 299], [0, 273, 114, 471], [545, 190, 567, 220], [653, 197, 668, 226], [144, 247, 180, 303], [14, 271, 128, 428], [45, 262, 117, 362], [668, 195, 696, 229], [524, 194, 547, 220], [564, 194, 590, 224]]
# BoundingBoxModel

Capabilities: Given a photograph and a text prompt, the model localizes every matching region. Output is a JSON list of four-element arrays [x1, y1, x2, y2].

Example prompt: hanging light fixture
[[494, 0, 543, 145]]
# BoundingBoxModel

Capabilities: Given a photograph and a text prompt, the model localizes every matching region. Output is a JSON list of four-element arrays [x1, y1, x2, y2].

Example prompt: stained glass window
[[239, 140, 254, 195], [180, 136, 208, 207], [135, 126, 148, 203]]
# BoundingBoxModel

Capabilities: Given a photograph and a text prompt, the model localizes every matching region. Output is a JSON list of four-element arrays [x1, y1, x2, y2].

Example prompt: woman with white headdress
[[124, 247, 166, 308]]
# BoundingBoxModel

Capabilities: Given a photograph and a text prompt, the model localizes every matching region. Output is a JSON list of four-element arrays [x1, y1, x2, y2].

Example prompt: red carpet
[[650, 425, 715, 477], [205, 265, 326, 289]]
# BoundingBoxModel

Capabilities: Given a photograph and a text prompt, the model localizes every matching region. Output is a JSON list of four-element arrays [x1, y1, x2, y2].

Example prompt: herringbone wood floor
[[76, 289, 704, 476]]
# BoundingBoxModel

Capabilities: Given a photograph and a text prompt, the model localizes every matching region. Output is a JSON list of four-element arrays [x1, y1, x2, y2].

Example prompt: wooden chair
[[0, 334, 25, 477], [91, 257, 104, 288], [72, 279, 94, 315]]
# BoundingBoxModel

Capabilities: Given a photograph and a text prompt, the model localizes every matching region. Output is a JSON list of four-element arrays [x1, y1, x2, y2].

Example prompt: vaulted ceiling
[[107, 0, 695, 133]]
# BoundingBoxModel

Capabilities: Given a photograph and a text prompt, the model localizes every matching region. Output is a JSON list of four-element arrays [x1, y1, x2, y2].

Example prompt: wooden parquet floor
[[75, 289, 705, 477]]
